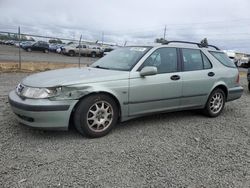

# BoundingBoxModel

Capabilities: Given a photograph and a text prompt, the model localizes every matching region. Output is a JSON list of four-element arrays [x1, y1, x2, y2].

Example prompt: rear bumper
[[8, 90, 78, 130], [227, 86, 244, 102]]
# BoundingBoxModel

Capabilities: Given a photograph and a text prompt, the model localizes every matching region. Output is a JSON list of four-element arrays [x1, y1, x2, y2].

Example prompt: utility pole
[[163, 25, 166, 40], [78, 34, 82, 68], [18, 26, 21, 70], [102, 32, 104, 46]]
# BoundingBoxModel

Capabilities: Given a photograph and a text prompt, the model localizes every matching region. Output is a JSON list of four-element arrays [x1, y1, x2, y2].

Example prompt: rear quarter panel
[[203, 49, 239, 99]]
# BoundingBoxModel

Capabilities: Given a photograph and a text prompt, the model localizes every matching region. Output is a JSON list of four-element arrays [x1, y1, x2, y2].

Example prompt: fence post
[[18, 26, 21, 70], [78, 35, 82, 68]]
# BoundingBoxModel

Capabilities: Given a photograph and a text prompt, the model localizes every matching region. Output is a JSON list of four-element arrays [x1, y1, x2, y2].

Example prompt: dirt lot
[[0, 72, 250, 187], [0, 44, 97, 65]]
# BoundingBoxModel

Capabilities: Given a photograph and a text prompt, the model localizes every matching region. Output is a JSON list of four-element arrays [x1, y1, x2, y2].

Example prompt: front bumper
[[8, 90, 78, 130], [227, 86, 244, 102]]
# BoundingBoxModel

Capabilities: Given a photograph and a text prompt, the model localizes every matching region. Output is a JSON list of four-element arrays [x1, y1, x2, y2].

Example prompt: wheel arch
[[68, 91, 122, 129], [68, 50, 75, 55], [211, 84, 228, 100]]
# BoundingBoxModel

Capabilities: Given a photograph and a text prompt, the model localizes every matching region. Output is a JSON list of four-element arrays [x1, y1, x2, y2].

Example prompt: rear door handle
[[170, 75, 180, 81], [208, 72, 215, 77]]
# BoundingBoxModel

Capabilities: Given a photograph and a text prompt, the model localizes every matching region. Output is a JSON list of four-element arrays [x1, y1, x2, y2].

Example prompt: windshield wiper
[[94, 65, 110, 70]]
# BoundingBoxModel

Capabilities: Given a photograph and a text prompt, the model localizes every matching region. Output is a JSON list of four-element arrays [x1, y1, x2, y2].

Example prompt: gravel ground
[[0, 72, 250, 187], [0, 45, 97, 65]]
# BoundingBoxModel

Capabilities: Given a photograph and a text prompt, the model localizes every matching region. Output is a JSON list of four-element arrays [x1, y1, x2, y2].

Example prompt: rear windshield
[[209, 51, 236, 68]]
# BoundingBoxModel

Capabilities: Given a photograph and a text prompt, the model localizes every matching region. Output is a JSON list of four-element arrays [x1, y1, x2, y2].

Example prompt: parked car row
[[0, 39, 116, 58], [0, 40, 21, 46]]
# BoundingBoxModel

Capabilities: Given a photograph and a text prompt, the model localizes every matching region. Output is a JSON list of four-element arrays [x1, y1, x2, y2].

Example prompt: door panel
[[128, 47, 182, 116], [129, 72, 182, 116], [180, 70, 216, 107], [180, 49, 215, 107]]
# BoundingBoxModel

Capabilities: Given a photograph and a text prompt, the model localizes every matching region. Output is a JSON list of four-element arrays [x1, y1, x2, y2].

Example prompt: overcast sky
[[0, 0, 250, 52]]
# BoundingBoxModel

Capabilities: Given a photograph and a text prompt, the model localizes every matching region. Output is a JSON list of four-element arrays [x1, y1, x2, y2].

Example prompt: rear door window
[[202, 52, 212, 69], [181, 49, 213, 71], [182, 49, 203, 71]]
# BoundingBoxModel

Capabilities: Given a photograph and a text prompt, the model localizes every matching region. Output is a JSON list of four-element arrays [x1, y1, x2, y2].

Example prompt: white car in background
[[62, 44, 103, 57]]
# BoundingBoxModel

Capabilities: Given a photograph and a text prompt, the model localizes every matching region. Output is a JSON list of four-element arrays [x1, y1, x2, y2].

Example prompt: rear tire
[[91, 52, 96, 58], [203, 88, 225, 117], [68, 50, 75, 57], [74, 94, 119, 138]]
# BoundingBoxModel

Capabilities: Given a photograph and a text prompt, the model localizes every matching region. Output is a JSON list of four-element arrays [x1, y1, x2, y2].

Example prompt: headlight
[[16, 83, 61, 99]]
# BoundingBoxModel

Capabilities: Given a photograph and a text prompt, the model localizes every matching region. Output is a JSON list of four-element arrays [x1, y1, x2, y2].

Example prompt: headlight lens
[[16, 83, 61, 99]]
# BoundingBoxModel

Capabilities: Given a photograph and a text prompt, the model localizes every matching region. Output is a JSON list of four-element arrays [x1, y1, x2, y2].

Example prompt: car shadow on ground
[[15, 109, 204, 140], [17, 121, 83, 139], [116, 109, 206, 129]]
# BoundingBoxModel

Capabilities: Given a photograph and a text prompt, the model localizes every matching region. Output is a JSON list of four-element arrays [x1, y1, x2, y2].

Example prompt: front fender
[[52, 82, 129, 121]]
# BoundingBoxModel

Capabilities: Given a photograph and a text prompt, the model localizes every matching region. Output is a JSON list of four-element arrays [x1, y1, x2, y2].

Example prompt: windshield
[[91, 47, 151, 71]]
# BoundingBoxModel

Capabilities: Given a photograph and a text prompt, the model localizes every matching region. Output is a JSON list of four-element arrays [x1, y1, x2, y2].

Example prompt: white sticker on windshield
[[130, 47, 147, 52]]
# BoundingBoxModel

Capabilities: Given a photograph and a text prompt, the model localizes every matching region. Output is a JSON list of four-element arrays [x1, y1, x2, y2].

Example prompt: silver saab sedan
[[9, 41, 243, 137]]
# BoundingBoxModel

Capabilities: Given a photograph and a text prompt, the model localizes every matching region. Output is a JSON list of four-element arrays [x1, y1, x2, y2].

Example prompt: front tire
[[74, 94, 119, 138], [203, 88, 225, 117]]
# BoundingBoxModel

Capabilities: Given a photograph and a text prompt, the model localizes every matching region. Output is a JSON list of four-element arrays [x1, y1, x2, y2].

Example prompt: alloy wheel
[[86, 101, 113, 132], [209, 92, 223, 114]]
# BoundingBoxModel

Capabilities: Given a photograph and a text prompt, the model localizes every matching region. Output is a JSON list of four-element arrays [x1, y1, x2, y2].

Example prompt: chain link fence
[[0, 28, 117, 71]]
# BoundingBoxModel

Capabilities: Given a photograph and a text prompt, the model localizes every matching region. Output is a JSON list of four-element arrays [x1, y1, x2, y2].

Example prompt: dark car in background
[[20, 41, 35, 48], [22, 41, 49, 53]]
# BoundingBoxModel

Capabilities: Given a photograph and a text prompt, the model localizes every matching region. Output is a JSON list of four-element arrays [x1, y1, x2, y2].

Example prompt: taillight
[[236, 73, 240, 84]]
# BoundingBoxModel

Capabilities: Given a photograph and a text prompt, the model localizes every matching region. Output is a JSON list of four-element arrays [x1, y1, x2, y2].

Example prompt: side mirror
[[140, 66, 157, 77]]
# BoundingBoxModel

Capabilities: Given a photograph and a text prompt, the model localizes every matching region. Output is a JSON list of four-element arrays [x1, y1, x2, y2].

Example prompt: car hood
[[22, 67, 129, 87]]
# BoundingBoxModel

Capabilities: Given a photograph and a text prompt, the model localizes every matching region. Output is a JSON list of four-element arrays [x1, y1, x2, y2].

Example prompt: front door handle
[[208, 72, 215, 77], [170, 75, 180, 81]]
